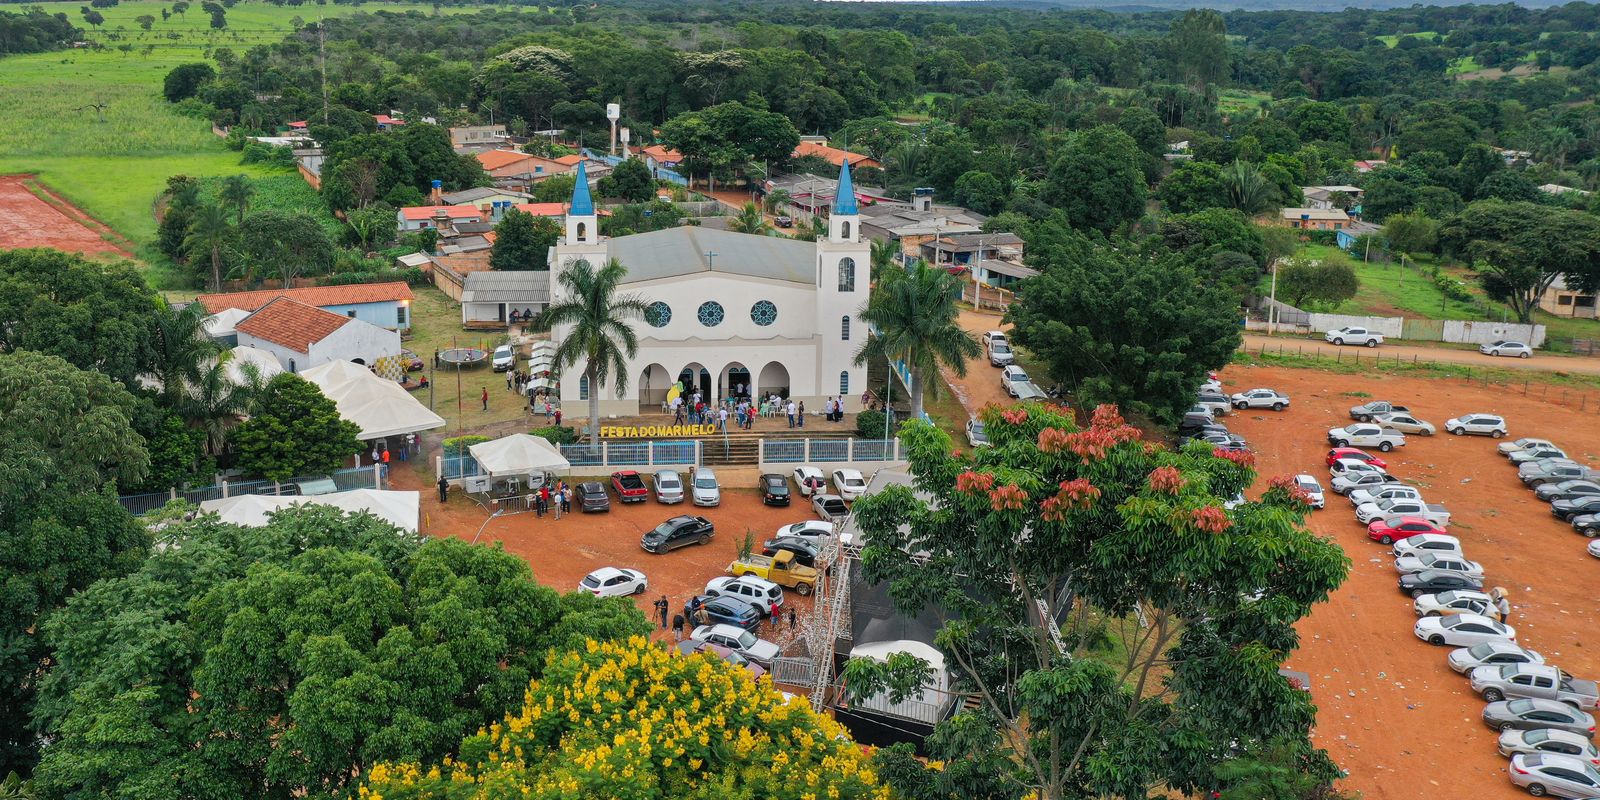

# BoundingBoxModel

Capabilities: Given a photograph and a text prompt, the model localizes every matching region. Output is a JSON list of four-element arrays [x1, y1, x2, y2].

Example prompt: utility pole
[[318, 18, 328, 125], [1267, 258, 1280, 336]]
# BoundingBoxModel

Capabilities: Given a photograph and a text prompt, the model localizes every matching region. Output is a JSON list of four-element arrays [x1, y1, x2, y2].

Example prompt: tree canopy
[[1275, 254, 1361, 309], [231, 373, 362, 481], [490, 210, 560, 271], [1042, 125, 1148, 234], [0, 248, 162, 385], [33, 508, 651, 800], [1007, 223, 1242, 423], [358, 636, 889, 800], [845, 406, 1349, 800], [1439, 200, 1600, 322]]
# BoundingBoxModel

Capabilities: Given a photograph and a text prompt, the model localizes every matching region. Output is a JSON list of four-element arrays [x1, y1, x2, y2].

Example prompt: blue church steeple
[[569, 160, 595, 217], [832, 160, 858, 215]]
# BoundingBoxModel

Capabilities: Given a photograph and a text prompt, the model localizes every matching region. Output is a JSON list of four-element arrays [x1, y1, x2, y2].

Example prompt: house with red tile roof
[[793, 139, 881, 170], [396, 204, 486, 233], [197, 282, 415, 331], [233, 297, 402, 373]]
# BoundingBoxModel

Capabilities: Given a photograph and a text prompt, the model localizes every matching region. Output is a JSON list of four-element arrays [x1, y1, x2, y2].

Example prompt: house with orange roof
[[197, 281, 415, 331], [793, 139, 880, 170], [396, 204, 486, 233], [233, 297, 402, 373]]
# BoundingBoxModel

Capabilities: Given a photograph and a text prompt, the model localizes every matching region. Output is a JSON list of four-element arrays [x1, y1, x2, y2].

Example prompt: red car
[[610, 471, 649, 503], [1367, 516, 1446, 544], [1327, 447, 1387, 469]]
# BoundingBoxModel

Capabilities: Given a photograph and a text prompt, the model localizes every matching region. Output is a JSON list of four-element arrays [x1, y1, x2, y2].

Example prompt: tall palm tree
[[869, 237, 900, 280], [854, 260, 981, 421], [531, 259, 651, 442], [727, 202, 769, 235], [151, 301, 219, 405], [1223, 159, 1279, 216], [220, 174, 254, 224], [184, 203, 234, 292], [180, 356, 263, 456]]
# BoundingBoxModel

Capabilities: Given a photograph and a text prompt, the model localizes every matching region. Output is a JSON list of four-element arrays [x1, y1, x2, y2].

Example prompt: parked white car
[[791, 466, 827, 497], [1332, 471, 1400, 496], [1500, 437, 1557, 457], [1415, 589, 1500, 619], [1509, 444, 1568, 465], [831, 469, 868, 501], [1355, 498, 1451, 527], [773, 520, 834, 545], [1497, 728, 1600, 765], [982, 330, 1008, 349], [1325, 326, 1384, 347], [987, 340, 1016, 367], [1348, 483, 1420, 507], [1395, 552, 1484, 579], [579, 567, 647, 598], [1391, 533, 1462, 559], [491, 344, 516, 372], [705, 575, 783, 615], [1331, 458, 1389, 478], [1373, 412, 1436, 436], [1326, 423, 1407, 452], [966, 418, 990, 447], [1446, 413, 1508, 438], [1589, 538, 1600, 559], [690, 466, 721, 507], [1230, 388, 1290, 411], [1000, 365, 1031, 397], [1293, 474, 1325, 509], [1414, 613, 1517, 646], [690, 623, 780, 666], [1481, 340, 1533, 358], [1449, 642, 1545, 673]]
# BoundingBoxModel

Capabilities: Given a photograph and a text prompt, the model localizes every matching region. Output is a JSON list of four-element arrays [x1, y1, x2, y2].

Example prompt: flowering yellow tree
[[358, 636, 890, 800]]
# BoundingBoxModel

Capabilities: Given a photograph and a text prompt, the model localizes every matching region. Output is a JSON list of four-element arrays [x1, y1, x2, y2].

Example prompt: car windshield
[[1441, 615, 1468, 628], [971, 422, 986, 435], [580, 575, 601, 587], [1436, 591, 1460, 602], [1010, 370, 1029, 382], [1525, 729, 1550, 744], [659, 475, 679, 488], [845, 477, 865, 486], [695, 476, 717, 489], [993, 343, 1011, 353], [1508, 699, 1535, 713], [734, 629, 757, 649], [767, 481, 788, 493], [1468, 643, 1498, 659], [1296, 478, 1317, 490], [651, 523, 677, 536]]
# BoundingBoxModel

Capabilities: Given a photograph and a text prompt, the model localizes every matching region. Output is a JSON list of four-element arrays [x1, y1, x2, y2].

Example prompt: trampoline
[[439, 347, 489, 367]]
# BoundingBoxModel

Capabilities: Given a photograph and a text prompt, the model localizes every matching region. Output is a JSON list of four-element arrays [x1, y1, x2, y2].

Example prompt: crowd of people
[[652, 595, 798, 642], [666, 387, 852, 431]]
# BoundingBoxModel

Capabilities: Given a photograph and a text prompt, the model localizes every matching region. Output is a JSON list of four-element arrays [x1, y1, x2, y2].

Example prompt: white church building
[[546, 161, 870, 417]]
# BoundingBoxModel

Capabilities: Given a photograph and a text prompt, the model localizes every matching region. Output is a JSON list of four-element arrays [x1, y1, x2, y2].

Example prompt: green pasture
[[1218, 89, 1271, 117], [1375, 31, 1440, 47]]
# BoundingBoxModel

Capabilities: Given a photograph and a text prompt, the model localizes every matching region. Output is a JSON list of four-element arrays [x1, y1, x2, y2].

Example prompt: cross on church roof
[[704, 250, 719, 267]]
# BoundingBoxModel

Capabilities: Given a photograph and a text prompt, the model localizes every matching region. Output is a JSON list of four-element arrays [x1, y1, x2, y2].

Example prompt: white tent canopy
[[299, 360, 445, 440], [468, 433, 570, 477], [199, 489, 419, 532], [204, 307, 251, 338], [223, 346, 284, 385]]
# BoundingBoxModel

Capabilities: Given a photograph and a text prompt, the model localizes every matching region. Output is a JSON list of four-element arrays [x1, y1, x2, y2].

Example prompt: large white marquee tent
[[199, 489, 420, 532], [299, 360, 445, 440]]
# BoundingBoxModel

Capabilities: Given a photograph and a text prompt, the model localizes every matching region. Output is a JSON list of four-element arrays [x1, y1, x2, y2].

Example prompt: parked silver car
[[1230, 388, 1290, 410], [1446, 413, 1509, 437], [1499, 728, 1600, 766], [1483, 698, 1596, 736], [1450, 642, 1546, 674], [653, 470, 684, 504], [1508, 753, 1600, 798], [1482, 340, 1534, 358], [1472, 664, 1600, 710]]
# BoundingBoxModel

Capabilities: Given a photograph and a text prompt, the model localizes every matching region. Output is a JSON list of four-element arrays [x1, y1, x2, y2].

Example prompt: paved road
[[1241, 333, 1600, 376]]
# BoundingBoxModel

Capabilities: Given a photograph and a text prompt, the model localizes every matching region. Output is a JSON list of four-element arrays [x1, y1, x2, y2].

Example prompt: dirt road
[[0, 174, 132, 257], [941, 309, 1015, 415], [1243, 333, 1600, 376], [1219, 363, 1600, 800]]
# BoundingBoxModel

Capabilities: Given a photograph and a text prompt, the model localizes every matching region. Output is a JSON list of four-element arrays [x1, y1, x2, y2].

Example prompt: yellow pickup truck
[[727, 550, 818, 595]]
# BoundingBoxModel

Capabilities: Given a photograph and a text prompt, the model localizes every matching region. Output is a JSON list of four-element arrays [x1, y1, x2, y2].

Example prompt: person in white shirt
[[786, 400, 797, 428]]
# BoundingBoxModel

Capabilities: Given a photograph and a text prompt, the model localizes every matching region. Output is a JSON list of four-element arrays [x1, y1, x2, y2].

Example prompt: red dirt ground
[[1218, 363, 1600, 800], [392, 463, 816, 648], [0, 175, 133, 257]]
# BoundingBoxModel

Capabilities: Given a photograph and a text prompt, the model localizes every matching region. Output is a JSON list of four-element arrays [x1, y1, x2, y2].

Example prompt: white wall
[[1312, 314, 1405, 339], [1442, 320, 1547, 347], [235, 332, 311, 372], [308, 319, 402, 367]]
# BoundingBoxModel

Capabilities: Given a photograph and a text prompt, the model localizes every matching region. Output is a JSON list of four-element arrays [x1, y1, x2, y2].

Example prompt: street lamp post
[[1267, 258, 1280, 336], [472, 508, 508, 545]]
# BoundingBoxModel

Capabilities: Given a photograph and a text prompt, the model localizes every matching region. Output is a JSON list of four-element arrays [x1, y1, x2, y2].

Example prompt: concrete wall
[[307, 319, 403, 368], [235, 332, 310, 373], [1442, 320, 1547, 347], [319, 300, 410, 331], [1309, 314, 1405, 339]]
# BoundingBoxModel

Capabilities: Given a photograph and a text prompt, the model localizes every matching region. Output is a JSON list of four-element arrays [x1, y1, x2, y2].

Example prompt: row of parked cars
[[574, 466, 868, 515], [1318, 402, 1600, 796], [1321, 326, 1538, 360], [1499, 437, 1600, 561], [1178, 374, 1292, 451]]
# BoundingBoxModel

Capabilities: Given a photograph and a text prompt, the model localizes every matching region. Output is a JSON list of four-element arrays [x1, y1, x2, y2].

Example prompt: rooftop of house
[[639, 144, 683, 163], [451, 221, 496, 235], [924, 232, 1024, 250], [1540, 183, 1591, 196], [197, 282, 414, 314], [1280, 207, 1350, 220], [477, 149, 534, 171], [440, 235, 494, 254], [462, 270, 552, 304], [793, 140, 880, 169], [400, 205, 486, 221], [553, 154, 585, 166], [859, 203, 987, 236], [234, 297, 353, 351], [440, 186, 531, 205]]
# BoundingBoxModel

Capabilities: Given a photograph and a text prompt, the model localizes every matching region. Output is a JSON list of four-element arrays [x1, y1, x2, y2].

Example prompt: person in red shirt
[[480, 387, 488, 411]]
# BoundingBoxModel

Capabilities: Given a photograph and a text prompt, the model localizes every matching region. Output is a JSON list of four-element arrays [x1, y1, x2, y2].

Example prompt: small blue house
[[1336, 221, 1383, 252]]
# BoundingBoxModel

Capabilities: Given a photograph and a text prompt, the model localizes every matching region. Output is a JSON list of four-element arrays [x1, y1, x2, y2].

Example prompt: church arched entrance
[[720, 362, 751, 402], [637, 363, 671, 414], [677, 362, 711, 406], [756, 361, 790, 401]]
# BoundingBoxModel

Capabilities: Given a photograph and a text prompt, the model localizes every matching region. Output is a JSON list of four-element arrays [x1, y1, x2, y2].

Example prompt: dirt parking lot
[[0, 174, 132, 257], [395, 464, 817, 647], [1217, 363, 1600, 800]]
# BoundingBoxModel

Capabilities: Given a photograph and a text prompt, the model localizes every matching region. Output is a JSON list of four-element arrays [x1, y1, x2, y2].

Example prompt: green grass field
[[1218, 89, 1271, 117], [1376, 31, 1440, 47], [0, 1, 482, 274]]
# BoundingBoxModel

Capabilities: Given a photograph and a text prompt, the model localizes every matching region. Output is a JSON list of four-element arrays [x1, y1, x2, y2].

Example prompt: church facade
[[546, 161, 871, 418]]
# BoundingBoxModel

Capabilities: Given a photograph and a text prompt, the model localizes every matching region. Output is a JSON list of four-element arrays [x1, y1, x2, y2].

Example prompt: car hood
[[745, 639, 780, 662]]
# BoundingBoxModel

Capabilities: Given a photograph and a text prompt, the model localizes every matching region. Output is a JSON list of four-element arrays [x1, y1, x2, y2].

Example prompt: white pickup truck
[[1355, 497, 1451, 527], [1326, 423, 1407, 452]]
